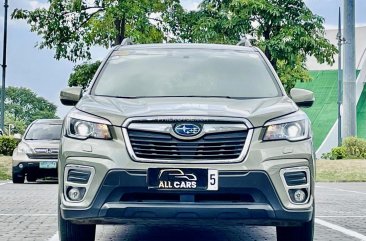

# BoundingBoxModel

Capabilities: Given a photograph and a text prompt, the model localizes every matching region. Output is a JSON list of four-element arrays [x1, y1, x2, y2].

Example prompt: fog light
[[67, 187, 86, 201], [293, 189, 306, 202], [68, 188, 81, 201], [19, 164, 23, 169]]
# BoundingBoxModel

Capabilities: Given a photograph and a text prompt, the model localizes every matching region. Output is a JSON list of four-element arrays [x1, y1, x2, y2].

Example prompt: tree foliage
[[12, 0, 337, 91], [68, 61, 102, 89], [4, 87, 58, 132], [4, 113, 27, 135], [173, 0, 337, 91], [12, 0, 179, 61]]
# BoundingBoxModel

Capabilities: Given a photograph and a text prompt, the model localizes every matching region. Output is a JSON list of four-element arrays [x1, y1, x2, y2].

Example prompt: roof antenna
[[236, 35, 255, 47], [121, 37, 134, 46]]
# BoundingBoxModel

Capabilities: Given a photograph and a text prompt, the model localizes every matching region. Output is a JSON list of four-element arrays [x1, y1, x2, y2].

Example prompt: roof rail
[[121, 37, 134, 46], [236, 36, 254, 47]]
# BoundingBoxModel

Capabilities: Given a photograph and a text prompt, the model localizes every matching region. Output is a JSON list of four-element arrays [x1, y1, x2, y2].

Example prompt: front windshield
[[25, 123, 62, 140], [92, 48, 281, 98]]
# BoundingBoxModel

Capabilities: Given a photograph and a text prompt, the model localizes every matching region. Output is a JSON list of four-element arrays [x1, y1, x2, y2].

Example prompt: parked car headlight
[[17, 143, 32, 154], [66, 110, 112, 140], [263, 112, 310, 141]]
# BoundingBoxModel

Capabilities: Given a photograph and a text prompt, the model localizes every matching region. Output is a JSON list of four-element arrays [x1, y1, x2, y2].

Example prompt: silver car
[[12, 119, 63, 183], [59, 43, 315, 241]]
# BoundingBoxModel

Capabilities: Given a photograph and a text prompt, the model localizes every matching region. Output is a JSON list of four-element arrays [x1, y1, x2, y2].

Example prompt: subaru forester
[[58, 41, 315, 241]]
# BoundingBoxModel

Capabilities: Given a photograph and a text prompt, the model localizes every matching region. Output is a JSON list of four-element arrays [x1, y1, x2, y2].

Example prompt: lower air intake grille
[[120, 192, 254, 203], [27, 154, 58, 159]]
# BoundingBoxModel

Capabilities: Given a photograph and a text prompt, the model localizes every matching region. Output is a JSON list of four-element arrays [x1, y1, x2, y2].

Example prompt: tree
[[170, 1, 250, 44], [4, 113, 27, 135], [4, 87, 58, 132], [13, 0, 337, 91], [68, 61, 102, 89], [174, 0, 337, 91], [12, 0, 180, 62]]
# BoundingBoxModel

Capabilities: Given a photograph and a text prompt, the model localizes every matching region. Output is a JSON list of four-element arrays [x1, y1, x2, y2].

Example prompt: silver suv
[[58, 42, 315, 241], [12, 119, 63, 183]]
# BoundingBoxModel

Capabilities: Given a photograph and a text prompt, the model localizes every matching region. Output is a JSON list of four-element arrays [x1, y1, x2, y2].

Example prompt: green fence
[[295, 70, 364, 149], [296, 70, 339, 149]]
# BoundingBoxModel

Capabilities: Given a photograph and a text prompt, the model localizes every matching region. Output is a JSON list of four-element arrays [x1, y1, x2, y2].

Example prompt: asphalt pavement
[[0, 180, 365, 241]]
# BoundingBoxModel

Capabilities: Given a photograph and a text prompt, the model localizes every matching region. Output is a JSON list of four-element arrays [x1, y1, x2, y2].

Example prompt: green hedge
[[323, 137, 366, 160], [0, 136, 19, 156]]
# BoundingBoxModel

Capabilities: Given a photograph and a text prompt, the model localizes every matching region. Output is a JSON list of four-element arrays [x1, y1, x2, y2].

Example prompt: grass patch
[[0, 156, 12, 180], [316, 159, 366, 182], [1, 156, 365, 182]]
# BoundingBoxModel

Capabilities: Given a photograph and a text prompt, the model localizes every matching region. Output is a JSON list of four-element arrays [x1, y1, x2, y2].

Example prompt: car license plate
[[39, 161, 57, 169], [147, 168, 218, 191]]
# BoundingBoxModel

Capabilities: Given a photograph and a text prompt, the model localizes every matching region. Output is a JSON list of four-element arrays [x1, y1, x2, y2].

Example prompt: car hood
[[75, 95, 298, 127]]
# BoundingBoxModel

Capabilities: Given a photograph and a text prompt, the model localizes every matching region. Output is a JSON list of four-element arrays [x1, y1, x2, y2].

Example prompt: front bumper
[[61, 169, 313, 226], [13, 161, 58, 178]]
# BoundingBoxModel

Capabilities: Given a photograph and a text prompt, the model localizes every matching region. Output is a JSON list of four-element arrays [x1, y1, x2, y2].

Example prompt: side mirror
[[290, 88, 315, 108], [60, 87, 83, 106], [13, 133, 22, 140]]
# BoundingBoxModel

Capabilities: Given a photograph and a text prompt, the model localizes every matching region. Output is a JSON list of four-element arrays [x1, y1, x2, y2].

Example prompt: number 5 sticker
[[207, 170, 218, 191]]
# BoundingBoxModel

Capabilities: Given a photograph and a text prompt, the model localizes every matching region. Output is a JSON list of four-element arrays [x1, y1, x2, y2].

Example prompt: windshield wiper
[[98, 95, 139, 99], [110, 95, 262, 99]]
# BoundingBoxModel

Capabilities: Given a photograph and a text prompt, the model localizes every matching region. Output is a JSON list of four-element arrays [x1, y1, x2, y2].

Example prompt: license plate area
[[147, 168, 218, 191], [39, 161, 57, 169]]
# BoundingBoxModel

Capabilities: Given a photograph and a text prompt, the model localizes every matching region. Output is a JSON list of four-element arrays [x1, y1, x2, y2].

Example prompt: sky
[[0, 0, 366, 117]]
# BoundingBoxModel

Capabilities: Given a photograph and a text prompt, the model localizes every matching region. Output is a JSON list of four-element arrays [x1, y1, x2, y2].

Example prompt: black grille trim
[[284, 171, 307, 186], [120, 192, 255, 203], [27, 154, 58, 159], [67, 169, 92, 184]]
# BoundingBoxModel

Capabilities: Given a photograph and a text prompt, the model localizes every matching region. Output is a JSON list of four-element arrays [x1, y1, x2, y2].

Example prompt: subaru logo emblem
[[174, 124, 202, 137]]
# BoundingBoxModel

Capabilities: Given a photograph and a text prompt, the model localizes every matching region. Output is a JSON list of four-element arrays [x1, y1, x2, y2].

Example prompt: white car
[[12, 119, 62, 183]]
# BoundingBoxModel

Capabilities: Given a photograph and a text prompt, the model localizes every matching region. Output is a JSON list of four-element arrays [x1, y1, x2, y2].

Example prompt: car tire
[[12, 173, 25, 184], [59, 205, 96, 241], [26, 173, 37, 182], [276, 212, 314, 241]]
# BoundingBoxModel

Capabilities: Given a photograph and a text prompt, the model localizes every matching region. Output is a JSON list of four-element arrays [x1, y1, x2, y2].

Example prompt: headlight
[[17, 143, 32, 154], [66, 110, 112, 140], [263, 112, 310, 141]]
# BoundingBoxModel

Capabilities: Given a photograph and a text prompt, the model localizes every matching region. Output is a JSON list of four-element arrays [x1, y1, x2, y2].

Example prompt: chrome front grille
[[122, 116, 253, 163], [27, 148, 59, 159], [129, 130, 247, 160]]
